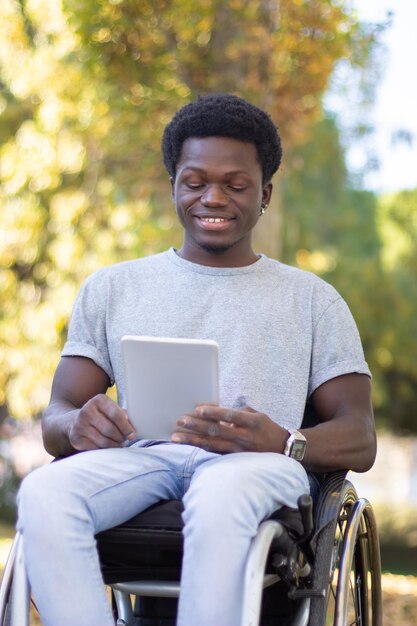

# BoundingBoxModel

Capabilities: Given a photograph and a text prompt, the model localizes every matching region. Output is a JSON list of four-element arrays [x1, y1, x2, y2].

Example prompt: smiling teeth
[[202, 217, 226, 223]]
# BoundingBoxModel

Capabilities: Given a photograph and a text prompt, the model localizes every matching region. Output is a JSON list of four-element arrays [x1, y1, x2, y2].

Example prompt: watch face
[[291, 440, 306, 461]]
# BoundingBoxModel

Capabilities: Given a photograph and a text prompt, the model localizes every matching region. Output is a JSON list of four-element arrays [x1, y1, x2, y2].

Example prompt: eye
[[186, 183, 205, 190], [228, 185, 246, 192]]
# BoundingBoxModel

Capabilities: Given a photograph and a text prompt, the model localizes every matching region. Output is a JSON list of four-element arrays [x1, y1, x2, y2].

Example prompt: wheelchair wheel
[[309, 479, 382, 626], [0, 534, 40, 626], [1, 596, 41, 626]]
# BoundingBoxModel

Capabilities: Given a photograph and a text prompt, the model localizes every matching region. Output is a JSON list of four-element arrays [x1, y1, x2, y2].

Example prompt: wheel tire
[[308, 479, 382, 626]]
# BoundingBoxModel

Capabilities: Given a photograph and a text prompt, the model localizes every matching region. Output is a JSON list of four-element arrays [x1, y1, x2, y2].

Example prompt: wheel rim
[[325, 498, 371, 626]]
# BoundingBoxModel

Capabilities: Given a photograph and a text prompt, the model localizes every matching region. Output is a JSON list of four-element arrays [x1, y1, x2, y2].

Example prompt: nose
[[201, 185, 228, 207]]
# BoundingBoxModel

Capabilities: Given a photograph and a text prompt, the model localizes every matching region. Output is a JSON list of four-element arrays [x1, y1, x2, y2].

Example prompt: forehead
[[176, 136, 261, 177]]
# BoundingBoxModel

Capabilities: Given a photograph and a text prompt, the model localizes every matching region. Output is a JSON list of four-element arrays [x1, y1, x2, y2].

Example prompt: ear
[[262, 182, 273, 206]]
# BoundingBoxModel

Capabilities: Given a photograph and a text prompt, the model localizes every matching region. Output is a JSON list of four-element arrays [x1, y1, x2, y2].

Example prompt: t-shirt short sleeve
[[61, 273, 115, 384], [308, 295, 371, 397]]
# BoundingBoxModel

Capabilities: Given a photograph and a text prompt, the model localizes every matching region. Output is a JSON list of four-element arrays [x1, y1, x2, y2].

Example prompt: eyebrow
[[181, 166, 250, 177]]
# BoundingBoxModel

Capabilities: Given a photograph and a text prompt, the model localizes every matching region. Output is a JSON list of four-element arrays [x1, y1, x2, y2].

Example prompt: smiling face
[[172, 136, 272, 267]]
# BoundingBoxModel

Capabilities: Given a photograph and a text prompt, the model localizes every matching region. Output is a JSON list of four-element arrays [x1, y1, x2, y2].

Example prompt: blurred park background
[[0, 0, 416, 621]]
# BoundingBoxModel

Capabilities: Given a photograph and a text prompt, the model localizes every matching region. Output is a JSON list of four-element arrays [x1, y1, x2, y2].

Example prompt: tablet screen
[[122, 336, 219, 440]]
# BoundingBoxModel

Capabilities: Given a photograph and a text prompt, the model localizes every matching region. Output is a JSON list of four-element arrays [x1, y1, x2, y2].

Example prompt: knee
[[17, 462, 76, 533], [17, 467, 46, 533], [182, 460, 260, 534]]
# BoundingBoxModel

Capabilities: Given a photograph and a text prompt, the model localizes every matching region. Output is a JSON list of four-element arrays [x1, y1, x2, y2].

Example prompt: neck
[[177, 239, 259, 268]]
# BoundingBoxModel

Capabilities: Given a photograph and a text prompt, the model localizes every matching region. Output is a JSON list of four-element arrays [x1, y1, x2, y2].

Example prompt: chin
[[198, 241, 234, 254]]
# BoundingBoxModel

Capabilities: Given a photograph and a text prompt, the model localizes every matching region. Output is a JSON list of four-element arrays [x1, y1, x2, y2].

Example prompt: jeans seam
[[85, 466, 171, 528]]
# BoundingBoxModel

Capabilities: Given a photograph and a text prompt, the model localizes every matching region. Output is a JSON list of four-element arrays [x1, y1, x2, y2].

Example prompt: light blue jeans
[[17, 442, 309, 626]]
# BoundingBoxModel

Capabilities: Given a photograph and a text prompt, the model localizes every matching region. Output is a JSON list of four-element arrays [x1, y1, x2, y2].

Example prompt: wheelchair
[[0, 403, 382, 626]]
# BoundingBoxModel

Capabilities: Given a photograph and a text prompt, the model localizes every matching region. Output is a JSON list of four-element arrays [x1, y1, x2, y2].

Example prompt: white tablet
[[122, 336, 219, 440]]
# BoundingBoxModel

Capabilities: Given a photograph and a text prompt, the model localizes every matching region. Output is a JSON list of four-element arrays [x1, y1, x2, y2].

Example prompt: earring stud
[[260, 203, 267, 216]]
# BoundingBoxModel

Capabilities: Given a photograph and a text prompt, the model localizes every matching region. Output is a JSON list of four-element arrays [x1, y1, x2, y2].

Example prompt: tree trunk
[[253, 183, 284, 260]]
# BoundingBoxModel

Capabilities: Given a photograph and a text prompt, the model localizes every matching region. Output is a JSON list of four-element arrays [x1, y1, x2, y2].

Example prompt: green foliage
[[62, 0, 375, 145], [373, 190, 417, 432], [281, 117, 417, 433], [0, 0, 379, 420], [0, 0, 177, 417]]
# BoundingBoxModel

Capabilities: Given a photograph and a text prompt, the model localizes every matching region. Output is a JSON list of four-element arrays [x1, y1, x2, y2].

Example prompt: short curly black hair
[[162, 94, 282, 183]]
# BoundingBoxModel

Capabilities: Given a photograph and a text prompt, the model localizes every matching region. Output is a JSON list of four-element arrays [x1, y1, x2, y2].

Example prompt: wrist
[[42, 407, 80, 458], [283, 428, 307, 462]]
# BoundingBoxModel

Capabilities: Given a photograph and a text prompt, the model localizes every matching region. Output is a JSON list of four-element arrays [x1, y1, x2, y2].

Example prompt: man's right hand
[[42, 356, 136, 458], [68, 394, 137, 451]]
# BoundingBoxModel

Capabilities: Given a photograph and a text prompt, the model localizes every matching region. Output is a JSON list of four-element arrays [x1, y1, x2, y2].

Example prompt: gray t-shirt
[[62, 248, 370, 431]]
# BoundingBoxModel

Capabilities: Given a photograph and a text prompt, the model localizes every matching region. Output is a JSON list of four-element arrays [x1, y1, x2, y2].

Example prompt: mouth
[[194, 215, 235, 231], [200, 216, 228, 224]]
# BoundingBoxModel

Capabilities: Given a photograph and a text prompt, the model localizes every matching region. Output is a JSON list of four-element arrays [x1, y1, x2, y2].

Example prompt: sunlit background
[[330, 0, 417, 194], [1, 0, 416, 622]]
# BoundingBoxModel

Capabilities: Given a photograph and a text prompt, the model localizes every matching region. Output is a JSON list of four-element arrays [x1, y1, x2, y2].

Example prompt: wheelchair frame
[[0, 470, 382, 626]]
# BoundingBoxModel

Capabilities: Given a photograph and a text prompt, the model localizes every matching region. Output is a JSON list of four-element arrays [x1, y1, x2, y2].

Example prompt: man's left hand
[[171, 404, 288, 454]]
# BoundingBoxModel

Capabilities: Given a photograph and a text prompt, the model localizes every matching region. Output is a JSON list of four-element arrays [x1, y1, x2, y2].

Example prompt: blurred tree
[[373, 189, 417, 433], [0, 0, 378, 420], [0, 0, 176, 418], [64, 0, 378, 257], [281, 116, 417, 433]]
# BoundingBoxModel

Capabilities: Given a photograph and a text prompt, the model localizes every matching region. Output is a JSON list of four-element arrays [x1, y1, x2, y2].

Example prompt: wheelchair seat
[[97, 497, 305, 585]]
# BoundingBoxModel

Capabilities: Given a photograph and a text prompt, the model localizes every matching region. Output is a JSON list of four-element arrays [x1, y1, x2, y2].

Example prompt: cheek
[[175, 205, 185, 225], [174, 197, 193, 225], [176, 192, 200, 212]]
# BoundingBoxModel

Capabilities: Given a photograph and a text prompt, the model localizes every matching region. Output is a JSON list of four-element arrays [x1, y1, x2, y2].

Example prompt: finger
[[176, 416, 251, 447], [86, 431, 124, 450], [76, 400, 135, 447], [195, 405, 260, 429], [177, 416, 219, 437], [69, 424, 124, 451], [171, 431, 242, 453], [93, 396, 136, 438], [89, 412, 128, 443], [78, 404, 126, 444]]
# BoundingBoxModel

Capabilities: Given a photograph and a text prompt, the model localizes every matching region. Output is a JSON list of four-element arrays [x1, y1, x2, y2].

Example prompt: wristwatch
[[283, 429, 307, 461]]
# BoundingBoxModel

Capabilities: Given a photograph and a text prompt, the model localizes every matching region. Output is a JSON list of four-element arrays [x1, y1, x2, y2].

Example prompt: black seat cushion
[[97, 499, 304, 584]]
